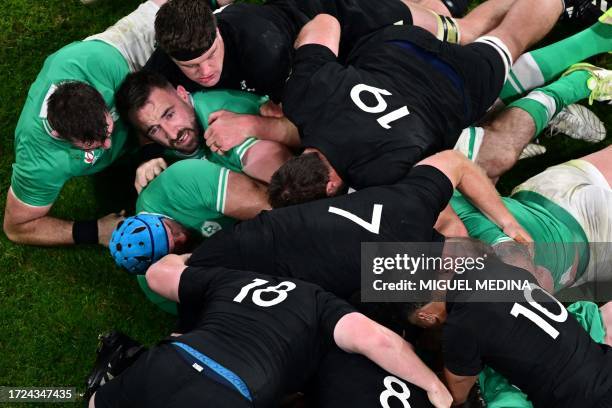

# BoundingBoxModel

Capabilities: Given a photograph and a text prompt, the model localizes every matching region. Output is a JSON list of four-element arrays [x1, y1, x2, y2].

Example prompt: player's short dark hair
[[155, 0, 217, 60], [268, 153, 330, 208], [115, 70, 173, 123], [47, 81, 109, 144]]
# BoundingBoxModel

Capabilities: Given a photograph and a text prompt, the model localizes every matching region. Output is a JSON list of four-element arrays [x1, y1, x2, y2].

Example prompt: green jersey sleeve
[[135, 159, 238, 314], [191, 89, 268, 172], [450, 192, 511, 245]]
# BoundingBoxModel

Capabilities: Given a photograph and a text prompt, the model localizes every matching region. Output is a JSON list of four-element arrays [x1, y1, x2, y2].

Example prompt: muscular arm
[[204, 111, 301, 152], [294, 14, 341, 56], [4, 188, 72, 245], [334, 313, 452, 408], [145, 253, 191, 302], [241, 140, 294, 183], [443, 368, 478, 405], [224, 171, 271, 219], [3, 187, 122, 246], [417, 150, 531, 243]]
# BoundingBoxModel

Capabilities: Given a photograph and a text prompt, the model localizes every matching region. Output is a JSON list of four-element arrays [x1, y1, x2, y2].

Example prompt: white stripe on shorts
[[474, 36, 513, 82]]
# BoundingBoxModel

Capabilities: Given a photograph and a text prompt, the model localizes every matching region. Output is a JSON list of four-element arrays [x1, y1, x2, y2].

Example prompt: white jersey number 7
[[328, 204, 383, 234]]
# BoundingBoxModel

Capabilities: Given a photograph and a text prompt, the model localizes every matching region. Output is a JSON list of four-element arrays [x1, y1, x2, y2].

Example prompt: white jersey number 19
[[350, 84, 410, 129]]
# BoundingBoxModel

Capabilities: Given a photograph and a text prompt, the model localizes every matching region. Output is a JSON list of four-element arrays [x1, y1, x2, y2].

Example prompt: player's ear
[[176, 86, 190, 103], [326, 180, 339, 196]]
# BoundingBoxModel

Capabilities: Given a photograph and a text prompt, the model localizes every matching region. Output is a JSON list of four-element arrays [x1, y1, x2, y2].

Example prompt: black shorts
[[308, 348, 434, 408], [440, 40, 508, 124], [94, 343, 253, 408], [386, 30, 508, 126]]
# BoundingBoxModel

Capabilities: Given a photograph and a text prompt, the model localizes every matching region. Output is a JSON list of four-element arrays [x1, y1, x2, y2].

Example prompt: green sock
[[500, 18, 611, 104], [507, 70, 591, 136]]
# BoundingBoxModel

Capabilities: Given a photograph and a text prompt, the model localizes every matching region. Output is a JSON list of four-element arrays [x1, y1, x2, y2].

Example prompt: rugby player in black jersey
[[87, 265, 451, 407], [269, 0, 566, 203], [407, 259, 612, 407], [119, 149, 531, 300], [145, 0, 512, 99]]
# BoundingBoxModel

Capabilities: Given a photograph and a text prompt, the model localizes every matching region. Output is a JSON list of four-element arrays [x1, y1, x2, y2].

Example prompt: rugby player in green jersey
[[115, 158, 270, 313], [115, 70, 295, 192], [4, 0, 167, 247]]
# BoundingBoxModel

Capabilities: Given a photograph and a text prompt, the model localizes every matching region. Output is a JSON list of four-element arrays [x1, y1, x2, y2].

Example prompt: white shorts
[[453, 126, 484, 161], [512, 159, 612, 283], [85, 1, 159, 72]]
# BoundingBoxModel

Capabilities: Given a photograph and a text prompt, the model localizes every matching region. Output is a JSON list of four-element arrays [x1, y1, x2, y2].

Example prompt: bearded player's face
[[132, 85, 200, 154]]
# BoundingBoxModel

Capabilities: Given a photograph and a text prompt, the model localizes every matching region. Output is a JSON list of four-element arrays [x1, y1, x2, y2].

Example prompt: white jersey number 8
[[380, 376, 411, 408], [233, 278, 297, 307]]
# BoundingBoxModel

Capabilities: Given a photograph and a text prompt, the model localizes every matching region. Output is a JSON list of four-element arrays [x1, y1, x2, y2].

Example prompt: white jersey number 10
[[510, 283, 568, 339]]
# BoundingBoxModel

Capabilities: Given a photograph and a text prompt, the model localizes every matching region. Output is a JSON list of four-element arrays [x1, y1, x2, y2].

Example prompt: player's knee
[[3, 217, 24, 244]]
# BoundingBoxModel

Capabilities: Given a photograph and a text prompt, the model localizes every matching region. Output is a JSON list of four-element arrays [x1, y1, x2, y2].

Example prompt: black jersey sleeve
[[442, 309, 483, 376], [283, 44, 344, 125], [176, 266, 226, 331], [317, 290, 357, 341], [187, 230, 244, 269], [404, 164, 454, 216]]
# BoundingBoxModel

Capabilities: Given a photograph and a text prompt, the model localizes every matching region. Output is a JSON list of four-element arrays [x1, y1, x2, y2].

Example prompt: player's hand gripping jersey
[[188, 165, 452, 298]]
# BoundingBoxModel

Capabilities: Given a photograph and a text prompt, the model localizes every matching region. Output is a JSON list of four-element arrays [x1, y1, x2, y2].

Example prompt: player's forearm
[[250, 116, 301, 147], [3, 214, 74, 246], [241, 140, 294, 183], [444, 368, 476, 405], [455, 156, 518, 231], [362, 325, 445, 394]]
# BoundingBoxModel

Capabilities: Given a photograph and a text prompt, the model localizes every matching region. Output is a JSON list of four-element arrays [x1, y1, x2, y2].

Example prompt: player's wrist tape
[[73, 220, 99, 245]]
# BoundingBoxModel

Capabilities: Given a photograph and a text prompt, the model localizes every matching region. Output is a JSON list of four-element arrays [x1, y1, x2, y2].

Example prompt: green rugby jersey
[[12, 40, 131, 206], [164, 89, 267, 171], [451, 191, 589, 291], [135, 159, 237, 314]]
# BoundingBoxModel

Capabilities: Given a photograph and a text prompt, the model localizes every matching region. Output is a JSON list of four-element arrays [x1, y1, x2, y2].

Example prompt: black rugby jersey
[[188, 165, 452, 298], [444, 263, 612, 408], [95, 266, 355, 407], [311, 347, 434, 408], [284, 25, 468, 189], [144, 2, 300, 101]]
